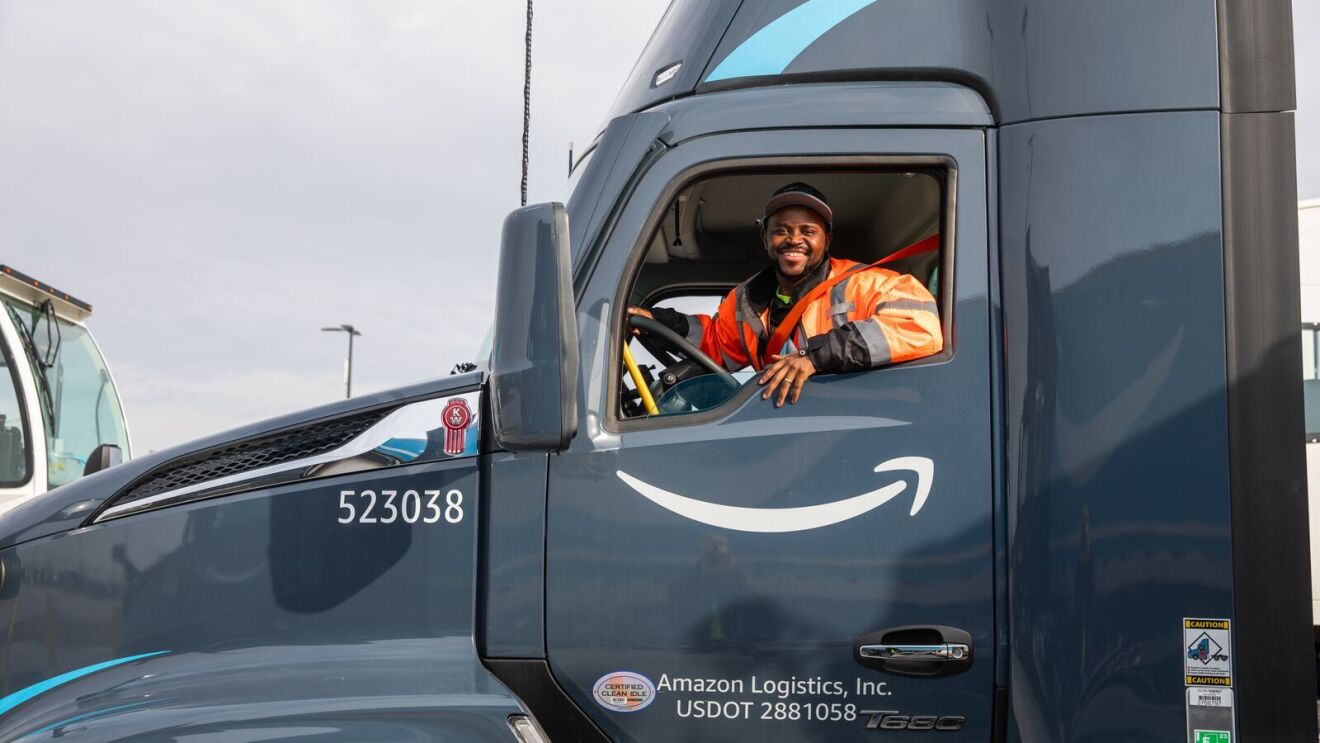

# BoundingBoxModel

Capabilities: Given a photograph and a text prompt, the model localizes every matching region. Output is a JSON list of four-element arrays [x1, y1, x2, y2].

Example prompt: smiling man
[[630, 182, 943, 407]]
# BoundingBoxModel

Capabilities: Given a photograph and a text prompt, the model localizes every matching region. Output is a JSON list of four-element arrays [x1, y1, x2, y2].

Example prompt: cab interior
[[628, 170, 944, 306], [620, 168, 947, 421]]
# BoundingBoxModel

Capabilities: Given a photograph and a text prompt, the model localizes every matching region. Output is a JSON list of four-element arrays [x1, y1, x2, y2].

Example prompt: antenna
[[520, 0, 533, 206]]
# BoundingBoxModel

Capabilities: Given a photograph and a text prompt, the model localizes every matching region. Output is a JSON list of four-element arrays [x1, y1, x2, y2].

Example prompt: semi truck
[[0, 1, 1311, 741], [0, 266, 130, 517]]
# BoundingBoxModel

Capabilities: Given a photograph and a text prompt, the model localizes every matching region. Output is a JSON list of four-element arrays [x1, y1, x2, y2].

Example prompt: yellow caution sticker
[[1183, 618, 1231, 687]]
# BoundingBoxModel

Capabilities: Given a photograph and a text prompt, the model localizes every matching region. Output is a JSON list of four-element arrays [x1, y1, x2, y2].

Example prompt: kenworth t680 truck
[[0, 1, 1310, 741]]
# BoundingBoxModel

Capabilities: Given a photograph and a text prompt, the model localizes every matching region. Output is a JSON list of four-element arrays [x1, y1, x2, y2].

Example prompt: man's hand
[[759, 351, 816, 407], [626, 307, 653, 336]]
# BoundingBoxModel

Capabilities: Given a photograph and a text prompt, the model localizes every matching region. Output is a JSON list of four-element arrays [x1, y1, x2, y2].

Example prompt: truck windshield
[[3, 297, 130, 487]]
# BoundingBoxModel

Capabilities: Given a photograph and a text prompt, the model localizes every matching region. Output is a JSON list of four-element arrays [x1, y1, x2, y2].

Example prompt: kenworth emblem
[[441, 398, 473, 456]]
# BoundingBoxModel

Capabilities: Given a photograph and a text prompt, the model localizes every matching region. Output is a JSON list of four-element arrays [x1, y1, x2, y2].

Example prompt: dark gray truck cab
[[0, 1, 1310, 741]]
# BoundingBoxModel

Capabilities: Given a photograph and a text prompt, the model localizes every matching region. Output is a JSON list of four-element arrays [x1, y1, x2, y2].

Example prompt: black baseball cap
[[762, 182, 833, 231]]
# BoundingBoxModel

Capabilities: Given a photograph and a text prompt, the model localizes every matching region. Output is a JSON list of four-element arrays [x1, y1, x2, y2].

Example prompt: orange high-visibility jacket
[[686, 257, 943, 373]]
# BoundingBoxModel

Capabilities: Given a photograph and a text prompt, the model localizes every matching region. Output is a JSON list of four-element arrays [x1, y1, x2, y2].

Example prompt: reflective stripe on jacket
[[687, 257, 942, 373]]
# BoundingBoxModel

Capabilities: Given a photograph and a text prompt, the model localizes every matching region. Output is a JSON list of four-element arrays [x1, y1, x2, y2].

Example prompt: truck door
[[544, 126, 994, 740]]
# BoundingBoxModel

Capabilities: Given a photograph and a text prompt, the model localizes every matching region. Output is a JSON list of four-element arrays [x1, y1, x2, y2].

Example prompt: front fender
[[0, 380, 515, 741], [4, 640, 519, 741]]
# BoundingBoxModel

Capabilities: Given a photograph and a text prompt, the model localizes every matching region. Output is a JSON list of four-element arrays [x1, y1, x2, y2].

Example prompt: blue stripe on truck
[[704, 0, 877, 83], [0, 651, 168, 718]]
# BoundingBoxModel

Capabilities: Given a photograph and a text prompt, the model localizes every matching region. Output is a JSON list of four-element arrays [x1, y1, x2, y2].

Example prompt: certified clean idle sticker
[[1184, 618, 1232, 686], [593, 671, 656, 712]]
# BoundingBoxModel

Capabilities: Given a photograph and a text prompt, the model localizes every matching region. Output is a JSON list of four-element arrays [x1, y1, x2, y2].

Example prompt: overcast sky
[[0, 1, 669, 451], [1297, 1, 1320, 199], [1, 1, 1317, 453]]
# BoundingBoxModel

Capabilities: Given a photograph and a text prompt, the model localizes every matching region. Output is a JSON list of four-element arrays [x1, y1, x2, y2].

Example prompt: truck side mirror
[[490, 202, 579, 451], [83, 443, 123, 477]]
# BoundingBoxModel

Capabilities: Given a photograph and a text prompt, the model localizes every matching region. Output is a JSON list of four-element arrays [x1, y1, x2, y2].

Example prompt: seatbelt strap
[[760, 234, 939, 367]]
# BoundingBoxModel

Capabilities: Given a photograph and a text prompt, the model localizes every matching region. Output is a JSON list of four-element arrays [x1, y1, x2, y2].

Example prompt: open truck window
[[617, 168, 948, 422]]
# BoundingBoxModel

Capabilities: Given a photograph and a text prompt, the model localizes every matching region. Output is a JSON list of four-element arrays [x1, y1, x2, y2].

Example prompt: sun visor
[[0, 265, 92, 322]]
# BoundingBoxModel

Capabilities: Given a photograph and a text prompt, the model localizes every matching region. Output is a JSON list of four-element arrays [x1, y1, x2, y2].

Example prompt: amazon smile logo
[[616, 457, 932, 533]]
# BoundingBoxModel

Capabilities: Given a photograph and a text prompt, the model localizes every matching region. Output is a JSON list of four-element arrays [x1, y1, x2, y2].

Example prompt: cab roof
[[0, 265, 93, 323], [606, 0, 1291, 129]]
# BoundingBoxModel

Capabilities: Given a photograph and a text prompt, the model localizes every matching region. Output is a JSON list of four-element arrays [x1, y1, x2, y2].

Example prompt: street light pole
[[321, 324, 362, 399]]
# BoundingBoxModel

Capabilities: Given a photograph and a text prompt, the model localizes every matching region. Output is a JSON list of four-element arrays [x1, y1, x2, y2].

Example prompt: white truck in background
[[0, 265, 131, 515], [1299, 200, 1320, 678]]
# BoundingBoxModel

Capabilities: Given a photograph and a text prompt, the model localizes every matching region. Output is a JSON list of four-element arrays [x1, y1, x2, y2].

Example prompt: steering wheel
[[626, 314, 739, 391]]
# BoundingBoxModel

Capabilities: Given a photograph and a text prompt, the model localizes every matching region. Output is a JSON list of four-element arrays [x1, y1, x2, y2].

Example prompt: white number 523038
[[338, 489, 463, 525]]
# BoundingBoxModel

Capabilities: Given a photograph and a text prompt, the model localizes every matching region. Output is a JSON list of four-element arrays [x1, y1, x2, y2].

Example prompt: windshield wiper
[[37, 300, 60, 368], [8, 300, 58, 431]]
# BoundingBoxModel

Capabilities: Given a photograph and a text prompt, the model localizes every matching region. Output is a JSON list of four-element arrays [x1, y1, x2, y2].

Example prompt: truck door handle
[[858, 643, 970, 662], [853, 625, 973, 677]]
